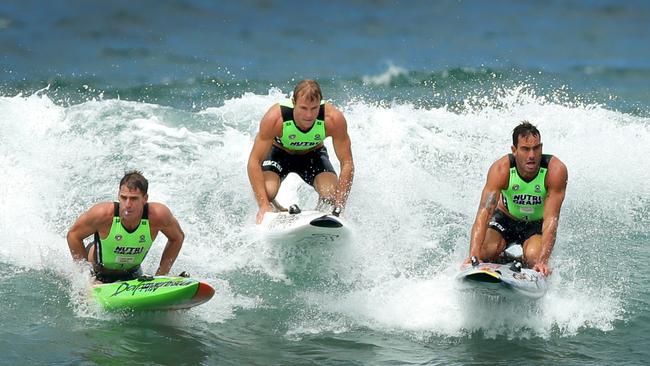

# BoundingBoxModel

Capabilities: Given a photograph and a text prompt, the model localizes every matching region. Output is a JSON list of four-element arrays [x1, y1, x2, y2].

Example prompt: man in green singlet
[[66, 171, 185, 283], [247, 79, 354, 224], [465, 121, 568, 276]]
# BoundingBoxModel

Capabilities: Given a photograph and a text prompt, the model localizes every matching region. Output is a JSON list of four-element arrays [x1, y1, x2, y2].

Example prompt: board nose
[[195, 282, 216, 300], [309, 216, 343, 228]]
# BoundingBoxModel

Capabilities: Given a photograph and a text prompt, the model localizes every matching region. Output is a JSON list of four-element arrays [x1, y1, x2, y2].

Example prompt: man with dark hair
[[67, 170, 185, 283], [465, 121, 568, 276], [247, 79, 354, 224]]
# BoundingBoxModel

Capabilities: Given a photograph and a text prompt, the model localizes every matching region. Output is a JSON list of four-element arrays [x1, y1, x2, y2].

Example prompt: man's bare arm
[[327, 106, 354, 209], [538, 157, 568, 266], [66, 203, 111, 261], [468, 158, 509, 261], [153, 204, 185, 276]]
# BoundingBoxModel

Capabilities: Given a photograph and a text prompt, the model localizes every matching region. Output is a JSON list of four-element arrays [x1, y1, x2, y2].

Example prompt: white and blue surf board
[[455, 262, 548, 299], [261, 210, 351, 244]]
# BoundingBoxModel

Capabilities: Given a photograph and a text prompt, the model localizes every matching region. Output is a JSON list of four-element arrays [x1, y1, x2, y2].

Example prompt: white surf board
[[261, 210, 351, 244], [455, 262, 548, 299]]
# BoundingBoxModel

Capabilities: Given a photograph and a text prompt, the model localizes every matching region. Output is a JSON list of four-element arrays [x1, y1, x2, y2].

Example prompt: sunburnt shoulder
[[545, 156, 568, 189], [323, 103, 348, 138], [487, 155, 512, 190]]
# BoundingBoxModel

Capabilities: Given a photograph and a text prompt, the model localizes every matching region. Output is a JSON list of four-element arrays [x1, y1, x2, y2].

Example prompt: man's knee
[[480, 229, 506, 261], [314, 172, 337, 195], [263, 171, 281, 199], [523, 235, 543, 263]]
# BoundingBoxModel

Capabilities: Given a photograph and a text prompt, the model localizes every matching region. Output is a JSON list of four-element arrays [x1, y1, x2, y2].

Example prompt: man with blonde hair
[[248, 80, 354, 223]]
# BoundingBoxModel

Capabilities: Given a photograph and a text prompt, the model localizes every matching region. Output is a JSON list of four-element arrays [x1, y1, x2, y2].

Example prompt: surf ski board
[[92, 275, 215, 311], [455, 261, 548, 299], [261, 210, 351, 244]]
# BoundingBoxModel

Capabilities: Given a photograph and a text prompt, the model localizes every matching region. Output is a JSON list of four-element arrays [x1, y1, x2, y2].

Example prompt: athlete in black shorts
[[261, 145, 336, 186], [247, 80, 354, 224]]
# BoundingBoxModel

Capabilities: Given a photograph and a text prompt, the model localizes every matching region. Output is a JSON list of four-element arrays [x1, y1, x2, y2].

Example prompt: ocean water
[[1, 1, 649, 365]]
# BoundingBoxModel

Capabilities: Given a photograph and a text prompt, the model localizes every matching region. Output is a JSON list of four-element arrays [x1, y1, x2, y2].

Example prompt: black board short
[[85, 241, 143, 283], [261, 145, 336, 186], [488, 209, 543, 244], [92, 266, 143, 283]]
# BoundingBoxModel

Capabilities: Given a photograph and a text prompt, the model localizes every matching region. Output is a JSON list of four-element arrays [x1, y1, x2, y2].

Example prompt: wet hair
[[512, 121, 541, 146], [292, 79, 323, 103], [119, 170, 148, 194]]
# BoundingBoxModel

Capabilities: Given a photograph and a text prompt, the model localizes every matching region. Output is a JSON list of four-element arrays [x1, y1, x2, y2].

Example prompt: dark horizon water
[[1, 1, 649, 365], [2, 0, 650, 113]]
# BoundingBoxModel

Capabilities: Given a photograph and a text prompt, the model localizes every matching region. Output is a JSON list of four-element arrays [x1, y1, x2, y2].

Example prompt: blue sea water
[[1, 1, 649, 365]]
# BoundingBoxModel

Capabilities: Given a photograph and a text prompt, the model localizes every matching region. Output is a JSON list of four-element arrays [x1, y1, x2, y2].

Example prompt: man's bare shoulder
[[547, 156, 568, 189], [548, 155, 567, 173], [324, 102, 344, 122], [88, 202, 115, 217], [260, 103, 284, 137], [324, 103, 347, 137], [262, 103, 283, 122], [485, 155, 511, 188], [490, 155, 511, 173], [147, 202, 173, 223], [80, 202, 115, 227]]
